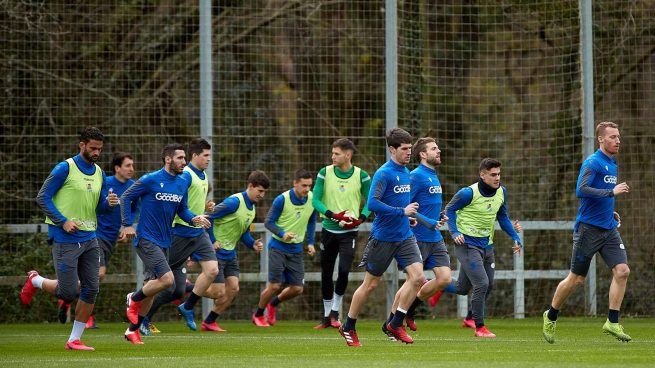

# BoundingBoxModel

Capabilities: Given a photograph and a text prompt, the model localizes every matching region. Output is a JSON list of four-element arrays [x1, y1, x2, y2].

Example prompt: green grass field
[[1, 318, 654, 367]]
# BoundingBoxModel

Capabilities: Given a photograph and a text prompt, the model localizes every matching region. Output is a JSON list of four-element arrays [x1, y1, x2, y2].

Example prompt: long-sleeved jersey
[[96, 176, 137, 242], [410, 163, 444, 243], [575, 149, 619, 231], [368, 160, 413, 242]]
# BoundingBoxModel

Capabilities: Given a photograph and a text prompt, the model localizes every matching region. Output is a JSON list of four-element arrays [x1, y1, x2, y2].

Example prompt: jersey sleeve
[[445, 187, 473, 237], [121, 176, 148, 226], [576, 160, 613, 198], [367, 171, 404, 216], [311, 167, 329, 215], [359, 169, 372, 218], [35, 161, 70, 225], [264, 194, 285, 237], [496, 187, 521, 245]]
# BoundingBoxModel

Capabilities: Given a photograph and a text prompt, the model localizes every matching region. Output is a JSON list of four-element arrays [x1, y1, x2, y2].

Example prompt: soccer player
[[312, 138, 371, 329], [542, 121, 631, 343], [387, 137, 449, 334], [22, 127, 118, 351], [339, 128, 424, 347], [119, 143, 210, 345], [252, 169, 317, 327], [78, 152, 136, 329], [444, 158, 522, 338], [200, 170, 270, 332], [166, 138, 219, 331]]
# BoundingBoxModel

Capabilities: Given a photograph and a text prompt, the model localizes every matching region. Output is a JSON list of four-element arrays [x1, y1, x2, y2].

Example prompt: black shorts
[[418, 240, 450, 270], [97, 236, 115, 267], [268, 248, 304, 286], [169, 232, 217, 270], [570, 223, 627, 276], [214, 257, 240, 283], [135, 238, 171, 280], [361, 236, 422, 277]]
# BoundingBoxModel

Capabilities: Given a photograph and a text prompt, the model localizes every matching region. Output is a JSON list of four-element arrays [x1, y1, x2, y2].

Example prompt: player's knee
[[160, 272, 175, 288], [437, 274, 452, 288], [292, 285, 304, 295], [204, 263, 219, 279], [268, 283, 282, 293], [229, 284, 239, 295], [79, 285, 99, 304], [613, 264, 630, 280], [473, 280, 489, 292]]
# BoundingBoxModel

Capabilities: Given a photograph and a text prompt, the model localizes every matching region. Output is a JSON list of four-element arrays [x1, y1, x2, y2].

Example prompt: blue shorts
[[361, 236, 422, 277], [417, 240, 450, 270]]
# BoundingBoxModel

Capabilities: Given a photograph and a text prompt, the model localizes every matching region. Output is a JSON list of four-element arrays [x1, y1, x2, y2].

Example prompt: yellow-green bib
[[321, 165, 362, 219], [456, 183, 504, 245], [45, 158, 103, 231], [212, 193, 255, 251], [272, 190, 314, 243], [173, 166, 208, 228]]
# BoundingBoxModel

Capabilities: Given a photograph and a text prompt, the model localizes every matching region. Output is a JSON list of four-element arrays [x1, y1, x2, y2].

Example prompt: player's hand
[[119, 226, 136, 241], [213, 240, 222, 250], [253, 238, 264, 253], [63, 219, 80, 233], [330, 210, 355, 223], [342, 217, 363, 230], [107, 188, 119, 207], [436, 211, 448, 229], [404, 202, 419, 216], [453, 233, 464, 246], [613, 182, 629, 196], [192, 215, 211, 229], [513, 219, 522, 233], [409, 217, 417, 227], [307, 245, 316, 257], [512, 241, 522, 256], [205, 200, 215, 213], [613, 211, 621, 227], [282, 232, 297, 242]]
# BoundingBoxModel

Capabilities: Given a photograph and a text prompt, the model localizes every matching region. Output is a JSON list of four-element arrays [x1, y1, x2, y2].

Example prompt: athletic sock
[[466, 310, 473, 320], [323, 299, 332, 317], [384, 312, 394, 328], [270, 296, 281, 307], [407, 298, 422, 317], [31, 275, 45, 289], [390, 308, 407, 329], [183, 292, 200, 310], [332, 293, 343, 312], [608, 309, 620, 323], [343, 316, 357, 331], [443, 280, 457, 294], [131, 289, 147, 302], [255, 307, 265, 317], [129, 315, 145, 332], [205, 311, 219, 324], [475, 322, 485, 329], [68, 320, 86, 342], [547, 305, 560, 322]]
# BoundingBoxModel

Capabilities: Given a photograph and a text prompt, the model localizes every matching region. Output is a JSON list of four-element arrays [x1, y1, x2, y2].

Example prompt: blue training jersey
[[96, 176, 136, 242], [445, 182, 521, 249], [575, 149, 619, 231], [410, 164, 444, 243], [207, 191, 256, 261], [368, 160, 413, 242], [172, 163, 207, 238], [36, 154, 112, 244], [265, 189, 317, 254], [121, 167, 195, 248]]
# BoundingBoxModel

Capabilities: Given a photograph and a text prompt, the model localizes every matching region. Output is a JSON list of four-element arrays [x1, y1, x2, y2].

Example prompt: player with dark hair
[[200, 170, 270, 332], [119, 143, 210, 345], [252, 169, 317, 327], [339, 128, 425, 346], [444, 158, 522, 338], [22, 127, 118, 351], [312, 138, 371, 329], [543, 121, 632, 343]]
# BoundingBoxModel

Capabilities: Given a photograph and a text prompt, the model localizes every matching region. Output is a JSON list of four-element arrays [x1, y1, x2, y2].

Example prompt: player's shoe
[[313, 317, 331, 329], [328, 311, 341, 328], [125, 292, 141, 325], [177, 304, 197, 331], [266, 303, 277, 325], [428, 291, 444, 307], [64, 340, 95, 351], [462, 318, 476, 329], [85, 315, 97, 329], [139, 316, 151, 336], [20, 270, 40, 305], [201, 321, 226, 332], [405, 315, 418, 331], [124, 328, 144, 345], [252, 313, 270, 327], [542, 310, 556, 344], [381, 322, 398, 342], [57, 299, 71, 324], [339, 326, 361, 347], [474, 326, 496, 338], [386, 323, 414, 344], [602, 320, 632, 342], [149, 323, 161, 334]]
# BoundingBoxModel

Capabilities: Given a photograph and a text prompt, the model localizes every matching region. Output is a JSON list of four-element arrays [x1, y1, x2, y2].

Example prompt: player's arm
[[358, 170, 372, 220], [367, 172, 405, 216], [410, 173, 440, 230], [445, 187, 473, 243], [306, 210, 317, 256], [119, 178, 147, 240], [35, 161, 69, 226], [497, 187, 522, 246], [576, 161, 613, 198], [265, 195, 291, 239], [96, 171, 119, 213]]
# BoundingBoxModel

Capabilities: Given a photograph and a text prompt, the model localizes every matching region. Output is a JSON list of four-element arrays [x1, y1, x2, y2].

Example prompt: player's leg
[[472, 248, 496, 338], [266, 252, 305, 325], [454, 244, 491, 336], [178, 233, 218, 327], [254, 249, 285, 327], [317, 229, 339, 328], [330, 231, 357, 325], [599, 228, 631, 341], [203, 259, 239, 332]]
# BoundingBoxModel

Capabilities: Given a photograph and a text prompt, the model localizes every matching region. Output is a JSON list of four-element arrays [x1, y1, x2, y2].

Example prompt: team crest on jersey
[[295, 211, 302, 219], [396, 176, 400, 181], [86, 183, 92, 192], [428, 177, 433, 182], [486, 203, 493, 211], [339, 184, 346, 192], [160, 182, 164, 188], [605, 165, 609, 171]]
